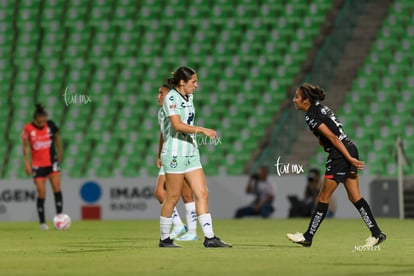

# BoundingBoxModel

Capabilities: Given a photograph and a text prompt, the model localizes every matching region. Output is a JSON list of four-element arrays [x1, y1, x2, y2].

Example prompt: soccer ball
[[53, 214, 71, 230]]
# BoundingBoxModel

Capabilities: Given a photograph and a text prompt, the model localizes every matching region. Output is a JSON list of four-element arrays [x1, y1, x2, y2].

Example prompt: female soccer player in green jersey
[[159, 67, 231, 248], [155, 83, 198, 241]]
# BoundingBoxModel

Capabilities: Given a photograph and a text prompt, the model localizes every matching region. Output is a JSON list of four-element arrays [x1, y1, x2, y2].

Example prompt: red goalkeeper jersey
[[21, 120, 59, 167]]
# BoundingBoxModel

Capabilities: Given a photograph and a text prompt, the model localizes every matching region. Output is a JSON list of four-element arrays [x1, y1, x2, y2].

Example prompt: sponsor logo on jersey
[[339, 133, 347, 141], [169, 96, 174, 101], [310, 122, 318, 129], [33, 140, 52, 150]]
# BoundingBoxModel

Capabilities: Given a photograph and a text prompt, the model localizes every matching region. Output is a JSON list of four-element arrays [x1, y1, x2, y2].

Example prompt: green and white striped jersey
[[158, 108, 166, 138], [160, 89, 198, 156]]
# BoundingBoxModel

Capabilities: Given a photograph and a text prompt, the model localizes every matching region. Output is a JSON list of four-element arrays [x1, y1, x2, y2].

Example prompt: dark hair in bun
[[166, 66, 196, 88], [299, 83, 326, 103], [33, 103, 47, 118]]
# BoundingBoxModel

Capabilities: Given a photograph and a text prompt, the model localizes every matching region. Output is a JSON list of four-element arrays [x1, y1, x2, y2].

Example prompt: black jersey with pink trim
[[305, 103, 348, 150]]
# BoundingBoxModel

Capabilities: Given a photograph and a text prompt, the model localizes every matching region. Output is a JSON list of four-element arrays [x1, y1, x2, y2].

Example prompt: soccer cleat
[[170, 225, 187, 239], [203, 236, 232, 248], [287, 232, 312, 247], [39, 223, 49, 231], [364, 232, 387, 247], [159, 238, 181, 248], [176, 232, 199, 241]]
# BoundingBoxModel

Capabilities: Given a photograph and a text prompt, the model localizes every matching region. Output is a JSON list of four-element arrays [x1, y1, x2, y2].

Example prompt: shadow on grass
[[231, 243, 305, 249], [58, 237, 157, 253]]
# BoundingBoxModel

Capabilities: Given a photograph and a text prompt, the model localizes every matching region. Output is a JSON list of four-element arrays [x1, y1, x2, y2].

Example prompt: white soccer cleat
[[39, 223, 49, 231], [176, 232, 199, 241], [287, 232, 312, 247], [170, 225, 187, 239], [364, 236, 378, 247], [364, 232, 387, 247], [287, 232, 305, 242]]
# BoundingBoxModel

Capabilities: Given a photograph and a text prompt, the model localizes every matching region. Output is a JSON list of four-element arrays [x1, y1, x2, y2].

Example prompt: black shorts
[[32, 162, 60, 180], [324, 139, 359, 184]]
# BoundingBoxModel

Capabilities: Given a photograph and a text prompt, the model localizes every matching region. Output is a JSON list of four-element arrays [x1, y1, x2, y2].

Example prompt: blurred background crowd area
[[0, 0, 412, 179]]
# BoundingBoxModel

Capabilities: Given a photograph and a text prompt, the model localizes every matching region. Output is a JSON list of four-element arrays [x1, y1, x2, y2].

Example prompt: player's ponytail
[[300, 83, 326, 103], [33, 103, 47, 118], [161, 83, 172, 91], [166, 66, 196, 88]]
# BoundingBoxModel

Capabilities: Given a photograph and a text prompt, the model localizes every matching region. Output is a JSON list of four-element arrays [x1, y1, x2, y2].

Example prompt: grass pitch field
[[1, 218, 413, 275]]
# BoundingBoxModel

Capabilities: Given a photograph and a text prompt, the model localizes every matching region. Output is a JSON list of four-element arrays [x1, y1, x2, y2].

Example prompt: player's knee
[[347, 194, 361, 204], [169, 193, 180, 202], [194, 188, 208, 202], [318, 192, 331, 204], [164, 195, 180, 209], [36, 190, 46, 198], [181, 184, 194, 203], [347, 194, 355, 203]]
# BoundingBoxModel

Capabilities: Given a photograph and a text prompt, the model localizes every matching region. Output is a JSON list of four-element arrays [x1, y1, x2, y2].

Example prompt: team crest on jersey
[[170, 156, 178, 168], [169, 104, 176, 109], [30, 130, 36, 136]]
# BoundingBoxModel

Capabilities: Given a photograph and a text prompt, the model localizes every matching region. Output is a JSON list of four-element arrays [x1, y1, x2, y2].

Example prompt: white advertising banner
[[0, 175, 375, 221]]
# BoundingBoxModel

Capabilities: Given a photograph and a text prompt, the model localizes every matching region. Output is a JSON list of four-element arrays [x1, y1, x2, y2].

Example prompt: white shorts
[[160, 153, 202, 174]]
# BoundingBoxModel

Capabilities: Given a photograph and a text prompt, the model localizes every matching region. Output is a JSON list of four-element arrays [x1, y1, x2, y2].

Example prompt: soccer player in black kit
[[287, 83, 386, 247]]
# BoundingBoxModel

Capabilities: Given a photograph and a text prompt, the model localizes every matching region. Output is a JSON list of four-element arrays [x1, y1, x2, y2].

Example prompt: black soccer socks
[[54, 192, 63, 214], [354, 198, 381, 237], [304, 202, 329, 241], [37, 198, 46, 224]]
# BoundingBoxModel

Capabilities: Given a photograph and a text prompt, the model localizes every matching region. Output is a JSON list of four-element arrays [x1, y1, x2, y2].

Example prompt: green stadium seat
[[1, 0, 333, 178]]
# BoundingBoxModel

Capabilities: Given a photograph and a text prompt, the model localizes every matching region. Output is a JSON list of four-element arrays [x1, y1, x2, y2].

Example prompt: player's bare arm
[[317, 123, 364, 170], [169, 115, 217, 138], [157, 133, 163, 168], [22, 138, 32, 175]]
